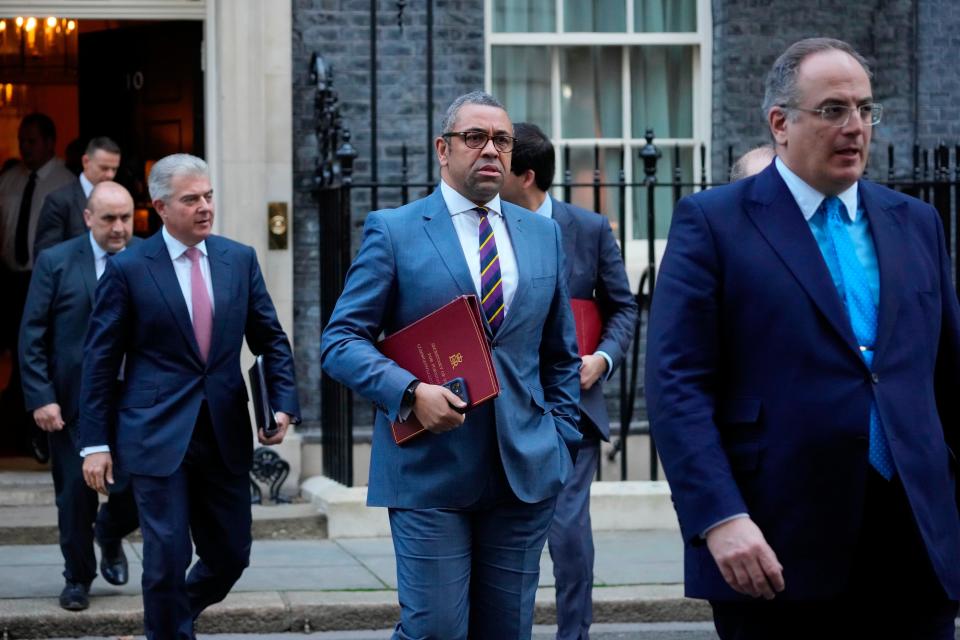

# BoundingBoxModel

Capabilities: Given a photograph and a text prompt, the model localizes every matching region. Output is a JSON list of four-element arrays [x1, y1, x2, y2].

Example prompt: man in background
[[0, 113, 75, 460], [730, 145, 775, 181], [35, 136, 122, 256], [19, 182, 140, 611], [501, 122, 637, 640]]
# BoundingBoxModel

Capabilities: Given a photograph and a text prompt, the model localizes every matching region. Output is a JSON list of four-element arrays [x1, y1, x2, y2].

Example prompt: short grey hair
[[148, 153, 209, 203], [762, 38, 872, 120], [441, 91, 506, 134]]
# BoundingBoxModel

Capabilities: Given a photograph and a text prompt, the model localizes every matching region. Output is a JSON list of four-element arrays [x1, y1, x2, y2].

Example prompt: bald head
[[731, 145, 776, 181], [84, 181, 134, 253]]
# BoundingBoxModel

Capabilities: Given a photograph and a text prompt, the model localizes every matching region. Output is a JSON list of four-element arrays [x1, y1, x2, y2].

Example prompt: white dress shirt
[[79, 172, 95, 199], [0, 157, 75, 270], [440, 179, 519, 319], [161, 226, 215, 320]]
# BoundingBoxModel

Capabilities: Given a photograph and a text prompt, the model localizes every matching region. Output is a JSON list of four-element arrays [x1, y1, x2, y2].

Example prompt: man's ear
[[436, 136, 449, 168], [768, 107, 789, 146], [522, 169, 537, 190], [83, 208, 94, 230]]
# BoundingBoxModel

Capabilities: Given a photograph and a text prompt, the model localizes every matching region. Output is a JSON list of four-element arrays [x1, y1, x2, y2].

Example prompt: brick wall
[[292, 0, 484, 432], [711, 0, 917, 179]]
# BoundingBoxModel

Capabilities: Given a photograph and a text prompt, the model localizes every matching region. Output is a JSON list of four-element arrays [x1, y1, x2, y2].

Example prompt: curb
[[0, 586, 710, 638]]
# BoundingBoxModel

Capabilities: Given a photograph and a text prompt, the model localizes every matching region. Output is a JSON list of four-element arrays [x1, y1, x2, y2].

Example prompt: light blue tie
[[822, 196, 895, 480]]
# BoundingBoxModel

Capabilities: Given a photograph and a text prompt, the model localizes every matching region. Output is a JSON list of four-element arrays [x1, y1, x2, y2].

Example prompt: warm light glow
[[0, 20, 6, 31], [4, 84, 12, 102], [14, 16, 23, 28], [25, 17, 36, 31], [67, 20, 75, 32], [46, 16, 57, 28]]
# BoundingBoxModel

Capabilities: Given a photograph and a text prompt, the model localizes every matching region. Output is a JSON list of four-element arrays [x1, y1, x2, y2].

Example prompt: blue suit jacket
[[552, 198, 637, 441], [320, 189, 582, 508], [646, 164, 960, 600], [79, 231, 300, 477]]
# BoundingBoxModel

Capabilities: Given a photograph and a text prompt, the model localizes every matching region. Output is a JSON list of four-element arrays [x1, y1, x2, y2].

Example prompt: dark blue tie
[[822, 196, 895, 480]]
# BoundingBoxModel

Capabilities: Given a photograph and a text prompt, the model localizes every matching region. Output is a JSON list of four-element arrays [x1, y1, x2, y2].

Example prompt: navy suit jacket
[[646, 164, 960, 600], [35, 179, 87, 257], [19, 233, 141, 426], [320, 189, 582, 508], [79, 231, 300, 477], [552, 198, 637, 441]]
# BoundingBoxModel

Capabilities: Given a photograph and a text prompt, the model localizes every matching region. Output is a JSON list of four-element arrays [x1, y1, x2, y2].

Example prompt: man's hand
[[259, 411, 292, 445], [33, 403, 65, 432], [412, 383, 467, 433], [82, 452, 114, 496], [706, 517, 785, 599], [580, 354, 608, 390]]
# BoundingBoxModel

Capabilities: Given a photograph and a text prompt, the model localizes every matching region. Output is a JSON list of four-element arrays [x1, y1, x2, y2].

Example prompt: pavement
[[0, 530, 713, 638]]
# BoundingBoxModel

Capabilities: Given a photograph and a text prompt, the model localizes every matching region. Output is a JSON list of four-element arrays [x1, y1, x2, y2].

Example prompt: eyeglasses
[[442, 131, 516, 153], [782, 103, 883, 128]]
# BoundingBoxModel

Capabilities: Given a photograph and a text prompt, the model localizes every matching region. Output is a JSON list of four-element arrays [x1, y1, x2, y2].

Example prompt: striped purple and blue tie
[[477, 207, 504, 332]]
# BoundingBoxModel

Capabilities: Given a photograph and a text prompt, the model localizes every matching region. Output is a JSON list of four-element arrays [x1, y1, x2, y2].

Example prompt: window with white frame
[[485, 0, 711, 280]]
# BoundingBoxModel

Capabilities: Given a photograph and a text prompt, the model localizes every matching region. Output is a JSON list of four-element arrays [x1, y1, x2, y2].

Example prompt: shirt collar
[[162, 226, 208, 260], [79, 172, 94, 198], [88, 230, 126, 259], [439, 179, 502, 217], [534, 193, 552, 219], [775, 156, 860, 222]]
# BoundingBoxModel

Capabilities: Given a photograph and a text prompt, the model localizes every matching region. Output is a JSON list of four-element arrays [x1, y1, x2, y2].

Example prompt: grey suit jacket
[[35, 179, 86, 257]]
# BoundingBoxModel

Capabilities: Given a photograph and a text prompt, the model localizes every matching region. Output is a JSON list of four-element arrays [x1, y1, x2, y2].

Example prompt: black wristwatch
[[401, 379, 421, 412]]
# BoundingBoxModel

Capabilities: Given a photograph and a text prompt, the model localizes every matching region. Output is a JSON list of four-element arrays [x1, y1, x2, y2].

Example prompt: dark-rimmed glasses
[[781, 103, 883, 128], [442, 131, 516, 153]]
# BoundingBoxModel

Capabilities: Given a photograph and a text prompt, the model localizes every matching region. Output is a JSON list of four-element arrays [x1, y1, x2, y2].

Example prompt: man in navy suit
[[19, 181, 140, 611], [501, 122, 637, 640], [35, 136, 121, 256], [646, 38, 960, 638], [79, 154, 300, 640], [321, 92, 581, 639]]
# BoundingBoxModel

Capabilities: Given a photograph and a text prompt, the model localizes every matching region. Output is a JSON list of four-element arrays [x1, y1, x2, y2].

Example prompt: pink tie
[[186, 247, 213, 362]]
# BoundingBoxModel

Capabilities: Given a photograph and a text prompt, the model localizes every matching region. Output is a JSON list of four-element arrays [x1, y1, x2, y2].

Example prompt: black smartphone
[[442, 377, 470, 413]]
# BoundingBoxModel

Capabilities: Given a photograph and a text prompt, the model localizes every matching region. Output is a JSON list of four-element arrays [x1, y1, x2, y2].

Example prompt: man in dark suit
[[321, 92, 582, 639], [501, 122, 637, 640], [35, 136, 121, 256], [19, 181, 140, 611], [79, 154, 300, 640], [646, 38, 960, 638]]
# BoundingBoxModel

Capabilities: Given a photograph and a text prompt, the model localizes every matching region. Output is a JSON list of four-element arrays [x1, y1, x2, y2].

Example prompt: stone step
[[0, 471, 56, 507], [0, 501, 327, 545]]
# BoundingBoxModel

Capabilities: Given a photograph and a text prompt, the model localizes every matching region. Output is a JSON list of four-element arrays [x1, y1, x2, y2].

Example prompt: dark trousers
[[388, 456, 557, 640], [130, 406, 251, 640], [548, 438, 600, 640], [49, 426, 139, 585], [711, 470, 959, 640]]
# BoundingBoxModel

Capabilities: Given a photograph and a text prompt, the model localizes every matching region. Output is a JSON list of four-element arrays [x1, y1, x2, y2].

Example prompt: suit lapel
[[143, 232, 203, 362], [551, 197, 577, 283], [422, 190, 481, 301], [860, 182, 906, 364], [498, 203, 530, 338], [744, 166, 860, 356], [76, 235, 98, 307], [206, 236, 234, 360]]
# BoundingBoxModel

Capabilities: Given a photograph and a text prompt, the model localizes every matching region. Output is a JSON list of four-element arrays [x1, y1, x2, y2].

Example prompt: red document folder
[[571, 298, 602, 356], [378, 295, 501, 445]]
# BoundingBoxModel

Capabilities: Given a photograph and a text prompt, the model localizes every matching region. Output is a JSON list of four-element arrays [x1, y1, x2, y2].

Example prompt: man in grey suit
[[35, 137, 121, 256], [19, 181, 140, 611]]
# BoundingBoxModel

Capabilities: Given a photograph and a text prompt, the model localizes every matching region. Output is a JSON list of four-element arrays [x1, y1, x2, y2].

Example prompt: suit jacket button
[[870, 373, 879, 384]]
